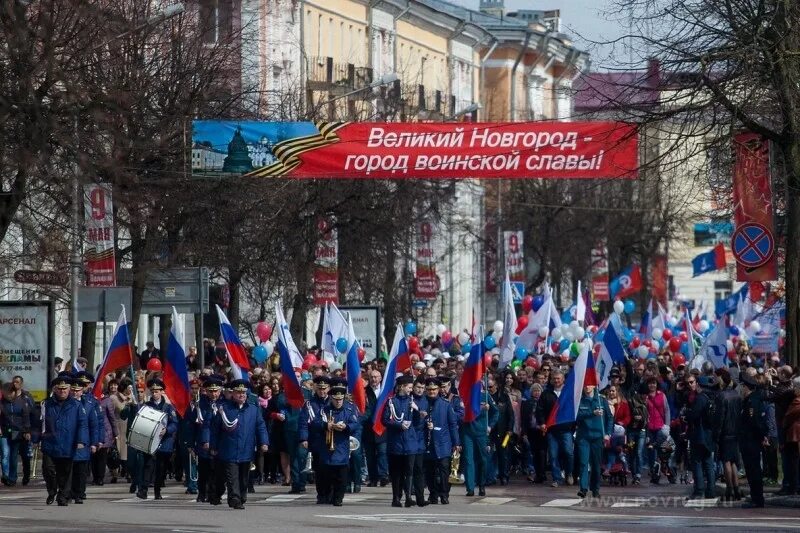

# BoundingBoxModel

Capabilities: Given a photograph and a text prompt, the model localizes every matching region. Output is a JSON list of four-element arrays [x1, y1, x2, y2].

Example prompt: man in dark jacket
[[137, 379, 178, 501], [521, 383, 547, 483], [422, 377, 460, 504], [1, 382, 31, 486], [683, 375, 716, 499], [536, 370, 576, 487], [738, 373, 769, 508], [362, 369, 388, 487], [715, 369, 742, 500]]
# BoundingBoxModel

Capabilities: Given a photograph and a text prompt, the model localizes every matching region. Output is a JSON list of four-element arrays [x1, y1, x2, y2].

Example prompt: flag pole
[[123, 305, 138, 405]]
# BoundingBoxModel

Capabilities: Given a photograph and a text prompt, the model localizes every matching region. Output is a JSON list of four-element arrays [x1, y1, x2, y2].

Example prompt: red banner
[[313, 217, 338, 305], [84, 184, 116, 287], [414, 221, 438, 300], [246, 122, 638, 180], [590, 240, 609, 301], [651, 254, 668, 306], [503, 231, 525, 282], [732, 133, 777, 281]]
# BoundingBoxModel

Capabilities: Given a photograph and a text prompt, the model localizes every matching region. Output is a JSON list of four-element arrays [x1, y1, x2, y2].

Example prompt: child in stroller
[[605, 424, 629, 486], [649, 425, 676, 484]]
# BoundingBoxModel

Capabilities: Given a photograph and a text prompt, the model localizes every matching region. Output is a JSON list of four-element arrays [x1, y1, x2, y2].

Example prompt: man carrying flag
[[372, 324, 408, 437], [458, 328, 498, 497], [216, 305, 251, 379], [93, 306, 135, 400], [164, 307, 191, 418], [597, 321, 627, 391], [274, 303, 306, 409]]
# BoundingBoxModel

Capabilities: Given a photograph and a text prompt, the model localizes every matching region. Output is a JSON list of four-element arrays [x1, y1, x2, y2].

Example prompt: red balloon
[[550, 342, 560, 354], [441, 330, 452, 343], [522, 294, 534, 313], [679, 331, 689, 342], [408, 336, 420, 352], [661, 329, 672, 341], [357, 347, 366, 362], [525, 357, 539, 369], [483, 354, 493, 369], [668, 337, 682, 353], [515, 315, 529, 335], [302, 355, 317, 370], [630, 337, 641, 349], [671, 353, 686, 370], [731, 335, 739, 345], [255, 321, 272, 343], [643, 339, 652, 349], [146, 358, 162, 372]]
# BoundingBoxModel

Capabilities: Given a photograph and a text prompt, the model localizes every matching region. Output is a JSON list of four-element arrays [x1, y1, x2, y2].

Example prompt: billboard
[[0, 302, 54, 401], [504, 231, 525, 282], [339, 306, 381, 362], [314, 216, 339, 305], [192, 121, 639, 180], [591, 240, 610, 301], [414, 220, 438, 300], [84, 183, 116, 287]]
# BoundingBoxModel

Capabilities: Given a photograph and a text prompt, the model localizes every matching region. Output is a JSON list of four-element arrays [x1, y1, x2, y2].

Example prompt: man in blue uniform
[[209, 379, 268, 510], [69, 378, 97, 504], [383, 375, 424, 507], [409, 377, 429, 506], [739, 373, 769, 508], [281, 371, 311, 494], [192, 375, 224, 503], [313, 379, 361, 506], [423, 377, 460, 504], [41, 376, 89, 506], [299, 375, 331, 503], [137, 379, 178, 500], [461, 382, 498, 497]]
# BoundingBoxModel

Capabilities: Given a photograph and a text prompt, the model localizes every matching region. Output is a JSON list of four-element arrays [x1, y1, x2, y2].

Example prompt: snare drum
[[128, 405, 167, 455]]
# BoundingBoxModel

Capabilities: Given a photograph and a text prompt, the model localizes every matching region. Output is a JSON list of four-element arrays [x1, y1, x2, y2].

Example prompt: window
[[200, 0, 233, 44], [714, 280, 732, 301]]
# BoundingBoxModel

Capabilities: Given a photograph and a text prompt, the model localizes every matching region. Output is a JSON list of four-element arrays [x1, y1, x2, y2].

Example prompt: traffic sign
[[731, 222, 774, 269], [510, 281, 525, 303], [13, 270, 68, 286]]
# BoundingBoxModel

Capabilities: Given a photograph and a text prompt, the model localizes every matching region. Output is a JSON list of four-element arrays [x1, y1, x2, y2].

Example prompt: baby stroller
[[606, 424, 629, 486], [649, 426, 676, 484]]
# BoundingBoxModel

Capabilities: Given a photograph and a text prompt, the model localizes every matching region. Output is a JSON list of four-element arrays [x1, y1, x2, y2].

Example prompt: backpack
[[700, 392, 716, 428], [629, 397, 649, 431]]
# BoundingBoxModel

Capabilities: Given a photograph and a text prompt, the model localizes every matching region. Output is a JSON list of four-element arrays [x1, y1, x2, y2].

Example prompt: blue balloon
[[484, 335, 497, 350], [404, 321, 417, 335], [558, 339, 570, 352], [623, 328, 634, 342], [595, 330, 605, 343], [335, 337, 348, 353], [560, 310, 573, 325], [729, 325, 740, 336], [252, 345, 268, 364], [532, 295, 545, 312], [624, 299, 635, 314], [461, 342, 472, 354], [514, 346, 528, 360]]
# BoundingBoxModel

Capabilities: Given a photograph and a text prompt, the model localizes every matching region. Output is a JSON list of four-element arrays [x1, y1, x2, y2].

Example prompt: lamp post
[[68, 3, 186, 365]]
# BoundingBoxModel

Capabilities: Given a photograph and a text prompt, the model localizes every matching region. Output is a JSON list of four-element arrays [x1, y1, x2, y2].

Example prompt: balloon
[[668, 337, 681, 352], [484, 354, 493, 369], [264, 341, 274, 357], [613, 300, 625, 315], [255, 321, 272, 342], [698, 320, 710, 333], [437, 324, 447, 335], [538, 326, 549, 338], [525, 357, 539, 369], [514, 346, 528, 360], [457, 331, 470, 345], [570, 341, 581, 357], [661, 329, 672, 341], [442, 330, 453, 344], [624, 299, 635, 314], [252, 345, 268, 363], [558, 339, 570, 352], [671, 353, 686, 369], [678, 331, 688, 342], [404, 321, 417, 336], [630, 336, 641, 349], [564, 331, 575, 342], [484, 335, 497, 350], [302, 355, 316, 370], [643, 339, 652, 349], [522, 294, 534, 313], [728, 325, 740, 336], [594, 330, 605, 343], [551, 329, 562, 342], [146, 358, 162, 372], [335, 337, 348, 353], [532, 295, 545, 312], [357, 347, 366, 362], [493, 320, 504, 333], [748, 321, 761, 335], [569, 320, 580, 332], [550, 342, 560, 353], [560, 324, 570, 335], [510, 360, 522, 371], [408, 336, 420, 352], [574, 327, 585, 341], [461, 342, 472, 355], [652, 328, 663, 341], [779, 328, 786, 339], [515, 316, 529, 335], [731, 335, 739, 346], [636, 345, 649, 358]]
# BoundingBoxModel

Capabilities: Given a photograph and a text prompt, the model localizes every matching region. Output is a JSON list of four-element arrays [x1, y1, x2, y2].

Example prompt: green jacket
[[576, 391, 613, 441]]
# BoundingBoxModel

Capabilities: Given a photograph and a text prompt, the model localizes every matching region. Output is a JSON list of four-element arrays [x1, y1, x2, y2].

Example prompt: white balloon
[[329, 361, 342, 371], [561, 349, 570, 358], [492, 330, 501, 341], [437, 324, 447, 335], [652, 328, 663, 341], [457, 332, 470, 345], [637, 345, 649, 358], [748, 321, 761, 334], [726, 339, 735, 352], [264, 341, 274, 357], [613, 301, 625, 315], [575, 326, 585, 340], [779, 328, 786, 338], [570, 320, 580, 331], [564, 331, 575, 342], [698, 320, 710, 333], [550, 329, 562, 342], [667, 317, 678, 328], [493, 320, 504, 333], [538, 326, 549, 337], [560, 324, 571, 335]]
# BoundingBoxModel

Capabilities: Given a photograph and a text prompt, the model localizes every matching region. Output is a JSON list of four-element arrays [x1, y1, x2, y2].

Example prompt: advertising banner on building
[[651, 254, 668, 306], [503, 231, 524, 282], [590, 240, 610, 301], [0, 302, 54, 401], [192, 121, 639, 180], [313, 217, 339, 305], [84, 183, 116, 287], [339, 306, 381, 361], [732, 133, 777, 282], [414, 220, 438, 300]]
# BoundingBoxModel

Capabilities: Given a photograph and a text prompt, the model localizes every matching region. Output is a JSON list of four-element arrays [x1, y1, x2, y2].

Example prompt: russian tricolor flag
[[459, 325, 486, 424], [216, 305, 251, 379], [274, 303, 306, 409], [372, 324, 407, 436], [93, 306, 133, 399], [164, 307, 191, 417], [547, 341, 597, 427], [345, 312, 366, 414]]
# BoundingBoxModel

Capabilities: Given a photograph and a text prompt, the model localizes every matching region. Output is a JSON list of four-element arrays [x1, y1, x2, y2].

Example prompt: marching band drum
[[128, 405, 168, 455]]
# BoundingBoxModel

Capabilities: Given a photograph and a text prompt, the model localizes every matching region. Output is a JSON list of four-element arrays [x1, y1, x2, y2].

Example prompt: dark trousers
[[71, 460, 88, 500], [527, 430, 548, 482], [363, 438, 388, 482], [43, 454, 72, 503], [127, 446, 143, 490], [424, 456, 450, 501], [763, 437, 779, 481], [783, 442, 799, 493], [312, 454, 328, 502], [408, 453, 425, 503], [495, 439, 510, 481], [318, 464, 347, 505], [197, 456, 216, 500], [388, 454, 410, 502], [91, 447, 108, 483], [289, 442, 307, 491], [142, 451, 170, 495], [691, 444, 715, 497], [740, 442, 764, 505], [223, 461, 250, 506]]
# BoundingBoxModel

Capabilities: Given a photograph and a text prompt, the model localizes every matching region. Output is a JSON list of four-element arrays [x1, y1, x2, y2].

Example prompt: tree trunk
[[784, 143, 800, 367], [80, 322, 96, 370], [382, 235, 398, 344], [228, 266, 242, 331], [157, 313, 170, 360]]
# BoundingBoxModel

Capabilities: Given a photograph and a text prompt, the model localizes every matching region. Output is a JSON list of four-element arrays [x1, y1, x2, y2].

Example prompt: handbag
[[107, 445, 121, 469]]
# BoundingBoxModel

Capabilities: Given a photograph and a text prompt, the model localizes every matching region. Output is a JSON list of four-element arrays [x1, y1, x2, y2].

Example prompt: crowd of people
[[1, 329, 800, 511]]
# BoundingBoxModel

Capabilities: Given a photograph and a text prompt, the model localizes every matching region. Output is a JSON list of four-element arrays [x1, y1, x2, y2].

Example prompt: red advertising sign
[[732, 133, 777, 282], [590, 240, 609, 301], [83, 183, 116, 287], [414, 221, 438, 300], [313, 217, 339, 305], [503, 231, 525, 282], [245, 122, 638, 180], [651, 254, 668, 306]]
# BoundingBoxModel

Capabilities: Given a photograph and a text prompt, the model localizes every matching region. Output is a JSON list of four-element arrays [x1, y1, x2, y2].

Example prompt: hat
[[51, 376, 73, 389], [609, 367, 621, 378], [204, 376, 224, 391], [228, 379, 250, 392], [330, 379, 347, 398], [437, 376, 451, 387], [301, 372, 312, 381], [147, 378, 165, 390], [697, 375, 717, 389], [396, 375, 414, 387], [740, 372, 759, 389], [313, 375, 332, 387], [77, 371, 95, 385], [424, 377, 440, 389], [70, 380, 83, 391]]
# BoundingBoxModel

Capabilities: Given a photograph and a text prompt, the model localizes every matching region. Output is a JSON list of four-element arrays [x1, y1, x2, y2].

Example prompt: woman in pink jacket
[[644, 377, 670, 474]]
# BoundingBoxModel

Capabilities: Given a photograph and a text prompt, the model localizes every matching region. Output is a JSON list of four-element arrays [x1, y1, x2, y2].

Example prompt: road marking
[[343, 495, 372, 502], [610, 501, 644, 508], [684, 497, 719, 508], [541, 498, 584, 507], [472, 497, 516, 505], [318, 514, 612, 533], [0, 495, 35, 500], [111, 495, 171, 503], [265, 494, 304, 502]]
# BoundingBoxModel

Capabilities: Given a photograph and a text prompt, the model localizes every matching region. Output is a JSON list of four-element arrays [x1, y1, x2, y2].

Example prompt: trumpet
[[449, 449, 462, 484]]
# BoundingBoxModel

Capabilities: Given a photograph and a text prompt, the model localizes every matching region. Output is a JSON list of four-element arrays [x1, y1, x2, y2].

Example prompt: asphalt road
[[0, 478, 797, 533]]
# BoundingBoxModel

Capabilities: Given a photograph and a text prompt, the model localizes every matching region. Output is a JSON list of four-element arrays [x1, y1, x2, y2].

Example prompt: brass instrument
[[349, 436, 360, 453], [326, 408, 335, 451], [189, 448, 199, 481], [449, 449, 462, 484]]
